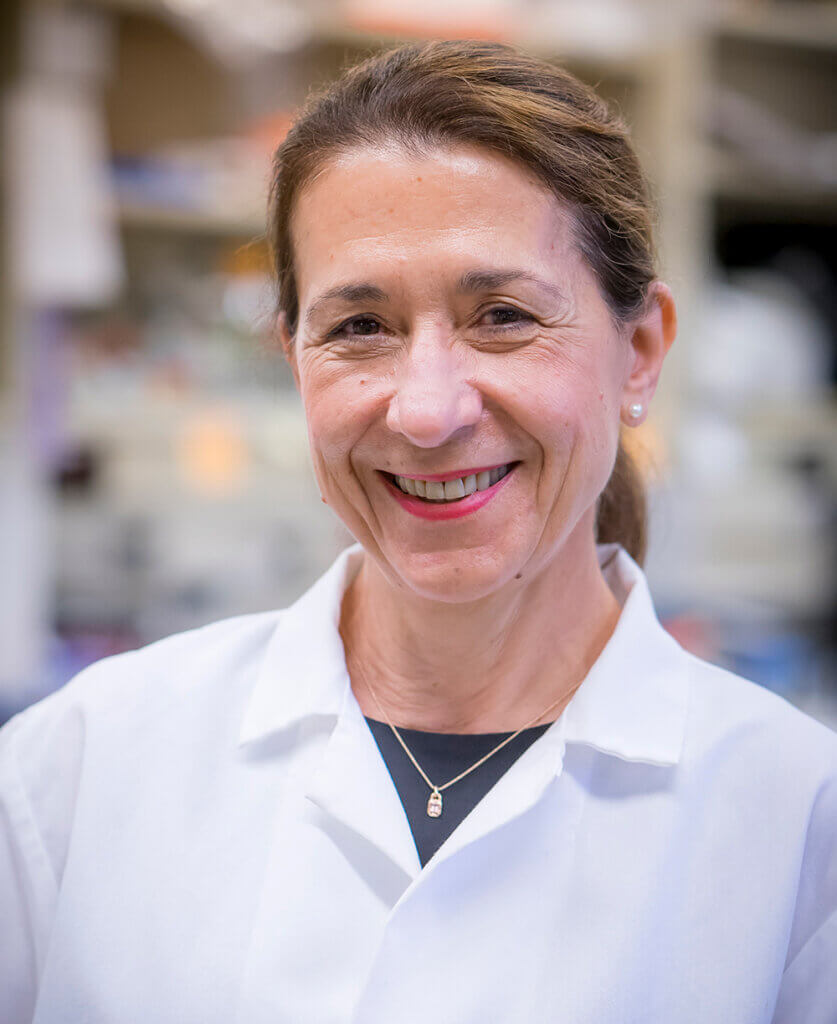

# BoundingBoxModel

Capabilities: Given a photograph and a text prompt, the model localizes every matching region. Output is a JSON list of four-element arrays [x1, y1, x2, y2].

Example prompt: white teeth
[[392, 464, 513, 500]]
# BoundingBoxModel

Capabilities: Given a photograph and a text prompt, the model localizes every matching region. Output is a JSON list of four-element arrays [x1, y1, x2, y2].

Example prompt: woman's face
[[283, 144, 670, 602]]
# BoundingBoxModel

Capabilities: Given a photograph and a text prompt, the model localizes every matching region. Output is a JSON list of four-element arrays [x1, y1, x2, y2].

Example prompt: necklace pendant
[[427, 789, 443, 818]]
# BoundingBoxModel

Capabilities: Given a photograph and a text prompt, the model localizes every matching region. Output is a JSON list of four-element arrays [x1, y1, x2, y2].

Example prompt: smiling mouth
[[382, 462, 520, 503]]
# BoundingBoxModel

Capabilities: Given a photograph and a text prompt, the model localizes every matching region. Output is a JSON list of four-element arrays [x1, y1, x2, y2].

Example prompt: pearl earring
[[628, 402, 644, 419]]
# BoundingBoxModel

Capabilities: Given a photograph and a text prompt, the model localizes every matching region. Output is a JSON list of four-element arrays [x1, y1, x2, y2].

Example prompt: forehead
[[290, 144, 581, 297]]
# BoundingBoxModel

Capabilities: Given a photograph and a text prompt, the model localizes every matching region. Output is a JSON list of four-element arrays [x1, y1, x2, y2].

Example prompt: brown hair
[[267, 40, 657, 564]]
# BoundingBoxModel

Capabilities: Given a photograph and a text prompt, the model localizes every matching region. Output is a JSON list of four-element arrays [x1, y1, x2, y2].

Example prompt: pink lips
[[382, 465, 517, 520]]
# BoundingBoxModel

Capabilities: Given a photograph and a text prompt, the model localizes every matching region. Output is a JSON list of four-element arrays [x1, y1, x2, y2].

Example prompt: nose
[[385, 329, 482, 448]]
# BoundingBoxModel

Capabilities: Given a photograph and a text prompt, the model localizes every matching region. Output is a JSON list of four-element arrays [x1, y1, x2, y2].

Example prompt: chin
[[390, 545, 525, 604]]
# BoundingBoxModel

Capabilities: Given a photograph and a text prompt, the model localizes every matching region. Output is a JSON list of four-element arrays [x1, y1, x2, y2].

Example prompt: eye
[[480, 306, 535, 330], [328, 315, 385, 340]]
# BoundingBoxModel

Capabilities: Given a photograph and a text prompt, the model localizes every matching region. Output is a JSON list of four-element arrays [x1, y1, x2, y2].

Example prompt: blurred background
[[0, 0, 835, 727]]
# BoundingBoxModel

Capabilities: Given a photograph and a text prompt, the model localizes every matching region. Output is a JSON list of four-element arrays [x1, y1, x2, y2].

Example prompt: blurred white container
[[691, 271, 831, 407]]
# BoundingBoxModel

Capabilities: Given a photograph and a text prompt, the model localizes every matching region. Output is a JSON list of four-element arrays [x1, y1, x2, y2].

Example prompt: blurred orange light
[[175, 409, 249, 496]]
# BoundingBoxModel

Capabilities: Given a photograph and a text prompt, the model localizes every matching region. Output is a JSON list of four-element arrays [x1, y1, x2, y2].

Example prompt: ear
[[277, 312, 301, 391], [620, 280, 677, 426]]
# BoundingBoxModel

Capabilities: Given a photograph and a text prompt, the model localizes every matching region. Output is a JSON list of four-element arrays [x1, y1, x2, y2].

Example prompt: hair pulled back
[[267, 39, 658, 564]]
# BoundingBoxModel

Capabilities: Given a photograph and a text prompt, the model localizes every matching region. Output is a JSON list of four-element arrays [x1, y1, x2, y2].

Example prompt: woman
[[1, 40, 835, 1024]]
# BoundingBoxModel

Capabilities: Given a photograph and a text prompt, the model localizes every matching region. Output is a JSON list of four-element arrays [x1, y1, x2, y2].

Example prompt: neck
[[340, 526, 622, 733]]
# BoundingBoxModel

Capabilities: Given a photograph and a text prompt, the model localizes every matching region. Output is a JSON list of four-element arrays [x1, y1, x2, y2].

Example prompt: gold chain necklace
[[364, 679, 572, 819]]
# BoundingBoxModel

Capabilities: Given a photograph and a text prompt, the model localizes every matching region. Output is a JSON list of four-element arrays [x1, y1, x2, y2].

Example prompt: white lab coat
[[1, 542, 835, 1023]]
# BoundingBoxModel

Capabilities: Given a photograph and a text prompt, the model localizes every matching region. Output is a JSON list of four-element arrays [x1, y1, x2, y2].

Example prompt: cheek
[[510, 358, 599, 439], [513, 361, 619, 471], [300, 367, 376, 465], [305, 398, 354, 464], [572, 391, 620, 467]]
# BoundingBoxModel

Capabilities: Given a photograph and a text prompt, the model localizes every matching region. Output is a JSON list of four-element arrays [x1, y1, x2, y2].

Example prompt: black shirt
[[365, 717, 551, 867]]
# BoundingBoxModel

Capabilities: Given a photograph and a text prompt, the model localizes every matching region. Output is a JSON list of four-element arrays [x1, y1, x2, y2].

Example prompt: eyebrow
[[304, 283, 389, 325], [303, 268, 567, 326], [458, 268, 567, 306]]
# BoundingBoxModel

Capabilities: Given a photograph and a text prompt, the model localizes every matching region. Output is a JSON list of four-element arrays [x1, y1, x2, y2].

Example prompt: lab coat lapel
[[305, 686, 421, 880], [239, 542, 421, 879], [425, 715, 569, 871]]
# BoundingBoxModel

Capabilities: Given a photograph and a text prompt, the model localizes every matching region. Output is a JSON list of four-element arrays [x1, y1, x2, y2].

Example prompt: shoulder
[[681, 654, 837, 993], [0, 609, 286, 892], [0, 608, 283, 774], [683, 649, 835, 761], [678, 647, 837, 812]]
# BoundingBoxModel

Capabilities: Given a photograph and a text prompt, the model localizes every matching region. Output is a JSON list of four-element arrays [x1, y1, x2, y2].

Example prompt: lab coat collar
[[238, 544, 363, 745], [563, 544, 689, 767], [238, 542, 689, 769]]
